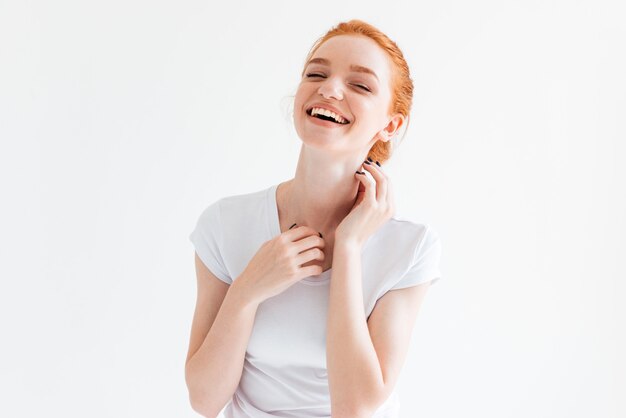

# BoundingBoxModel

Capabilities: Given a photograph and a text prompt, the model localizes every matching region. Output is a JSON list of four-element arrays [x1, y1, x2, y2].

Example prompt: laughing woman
[[186, 19, 443, 418]]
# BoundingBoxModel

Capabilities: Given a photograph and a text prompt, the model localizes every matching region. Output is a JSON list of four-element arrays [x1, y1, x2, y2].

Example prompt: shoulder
[[214, 185, 272, 214], [370, 216, 442, 269], [373, 215, 436, 249], [196, 185, 271, 220]]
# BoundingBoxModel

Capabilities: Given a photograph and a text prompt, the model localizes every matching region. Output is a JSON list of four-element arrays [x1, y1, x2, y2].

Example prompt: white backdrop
[[0, 1, 624, 417]]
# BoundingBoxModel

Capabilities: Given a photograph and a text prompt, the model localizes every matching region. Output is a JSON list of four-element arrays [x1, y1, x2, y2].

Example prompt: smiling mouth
[[306, 108, 350, 125]]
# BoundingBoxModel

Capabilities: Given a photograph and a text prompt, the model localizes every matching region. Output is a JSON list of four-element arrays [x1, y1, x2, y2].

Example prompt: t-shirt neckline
[[267, 182, 332, 285]]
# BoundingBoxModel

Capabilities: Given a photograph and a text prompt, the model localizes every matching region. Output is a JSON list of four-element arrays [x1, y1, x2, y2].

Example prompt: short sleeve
[[188, 200, 233, 285], [391, 225, 442, 290]]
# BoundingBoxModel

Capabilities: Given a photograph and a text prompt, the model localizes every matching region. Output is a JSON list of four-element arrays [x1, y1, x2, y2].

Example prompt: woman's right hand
[[234, 225, 326, 305]]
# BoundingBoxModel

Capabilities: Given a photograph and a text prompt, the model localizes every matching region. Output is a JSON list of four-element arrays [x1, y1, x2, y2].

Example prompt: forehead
[[309, 35, 391, 80]]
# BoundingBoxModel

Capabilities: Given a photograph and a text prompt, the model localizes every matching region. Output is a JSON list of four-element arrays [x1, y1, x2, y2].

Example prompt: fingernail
[[289, 223, 297, 229], [356, 170, 364, 174], [363, 160, 371, 165], [375, 161, 381, 167], [319, 232, 323, 238], [367, 157, 373, 162]]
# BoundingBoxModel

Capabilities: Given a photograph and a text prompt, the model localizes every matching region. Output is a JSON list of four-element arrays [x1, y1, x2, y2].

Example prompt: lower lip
[[306, 112, 349, 128]]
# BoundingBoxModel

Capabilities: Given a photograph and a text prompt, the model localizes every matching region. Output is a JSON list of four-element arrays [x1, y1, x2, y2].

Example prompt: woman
[[186, 19, 443, 418]]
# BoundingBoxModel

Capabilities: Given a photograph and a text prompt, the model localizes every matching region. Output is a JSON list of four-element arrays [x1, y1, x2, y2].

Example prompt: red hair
[[301, 19, 414, 164]]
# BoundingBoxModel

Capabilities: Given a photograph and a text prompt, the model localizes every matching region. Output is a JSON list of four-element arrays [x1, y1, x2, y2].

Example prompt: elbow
[[331, 404, 378, 418], [331, 394, 385, 418], [332, 411, 375, 418], [331, 386, 386, 418], [186, 370, 219, 418], [185, 362, 237, 418], [188, 393, 219, 418]]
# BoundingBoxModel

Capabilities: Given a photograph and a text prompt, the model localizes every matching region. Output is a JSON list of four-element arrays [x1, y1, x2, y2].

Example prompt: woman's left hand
[[335, 159, 395, 249]]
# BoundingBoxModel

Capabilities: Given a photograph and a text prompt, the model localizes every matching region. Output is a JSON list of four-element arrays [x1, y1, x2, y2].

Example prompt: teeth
[[310, 107, 347, 124]]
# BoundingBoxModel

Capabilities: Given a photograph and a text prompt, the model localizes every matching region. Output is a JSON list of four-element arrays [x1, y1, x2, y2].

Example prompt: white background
[[0, 1, 624, 417]]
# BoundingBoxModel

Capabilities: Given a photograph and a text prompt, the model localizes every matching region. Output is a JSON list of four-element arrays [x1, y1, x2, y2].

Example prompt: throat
[[276, 180, 342, 244]]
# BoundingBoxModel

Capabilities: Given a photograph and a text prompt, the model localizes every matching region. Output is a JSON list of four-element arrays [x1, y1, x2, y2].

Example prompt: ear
[[376, 113, 405, 142]]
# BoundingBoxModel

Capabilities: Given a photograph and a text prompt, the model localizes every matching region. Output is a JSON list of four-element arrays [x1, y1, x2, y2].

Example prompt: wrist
[[333, 237, 363, 254], [229, 276, 262, 309]]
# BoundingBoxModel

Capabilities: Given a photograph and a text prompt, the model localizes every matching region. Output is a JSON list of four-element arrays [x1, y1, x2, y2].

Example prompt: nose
[[317, 77, 343, 100]]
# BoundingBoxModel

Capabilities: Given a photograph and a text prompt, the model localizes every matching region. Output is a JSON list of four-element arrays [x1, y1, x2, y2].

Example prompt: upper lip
[[306, 103, 351, 123]]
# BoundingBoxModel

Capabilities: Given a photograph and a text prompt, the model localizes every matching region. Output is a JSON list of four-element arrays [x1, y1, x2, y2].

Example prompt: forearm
[[185, 279, 259, 417], [326, 241, 385, 417]]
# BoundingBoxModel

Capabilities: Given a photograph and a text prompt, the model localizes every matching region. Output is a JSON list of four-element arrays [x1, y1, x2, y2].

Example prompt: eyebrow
[[304, 57, 379, 82]]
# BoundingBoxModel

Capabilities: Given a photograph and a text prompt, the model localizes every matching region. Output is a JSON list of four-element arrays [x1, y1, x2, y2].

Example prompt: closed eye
[[353, 84, 371, 92], [305, 73, 371, 93]]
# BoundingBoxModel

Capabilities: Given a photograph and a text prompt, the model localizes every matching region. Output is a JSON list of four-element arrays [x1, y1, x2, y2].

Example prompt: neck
[[278, 146, 366, 238]]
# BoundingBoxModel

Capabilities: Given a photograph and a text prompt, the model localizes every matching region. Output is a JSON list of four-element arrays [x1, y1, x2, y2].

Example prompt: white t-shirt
[[189, 183, 442, 418]]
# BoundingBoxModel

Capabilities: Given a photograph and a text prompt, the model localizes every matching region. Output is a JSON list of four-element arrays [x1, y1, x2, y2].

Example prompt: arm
[[185, 270, 260, 418], [326, 241, 385, 418], [327, 159, 435, 417], [326, 240, 434, 418]]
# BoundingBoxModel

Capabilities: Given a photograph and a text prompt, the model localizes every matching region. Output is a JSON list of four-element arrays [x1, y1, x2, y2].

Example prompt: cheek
[[354, 103, 382, 126], [293, 89, 307, 112], [368, 100, 390, 122]]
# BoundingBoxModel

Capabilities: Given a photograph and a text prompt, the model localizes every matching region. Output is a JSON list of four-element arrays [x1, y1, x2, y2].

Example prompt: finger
[[387, 179, 395, 217], [355, 167, 376, 204], [301, 264, 324, 278], [362, 159, 387, 203], [292, 234, 325, 255], [295, 246, 325, 266], [287, 225, 321, 240]]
